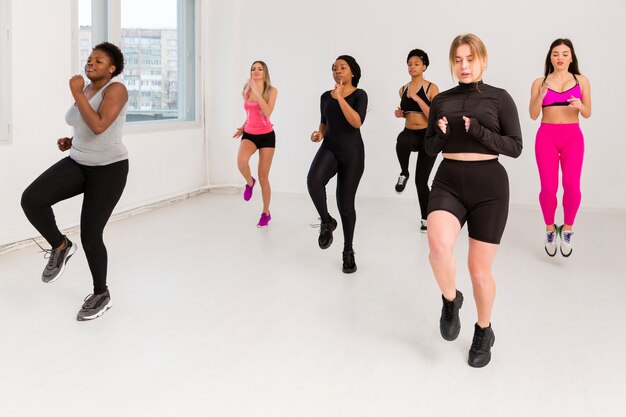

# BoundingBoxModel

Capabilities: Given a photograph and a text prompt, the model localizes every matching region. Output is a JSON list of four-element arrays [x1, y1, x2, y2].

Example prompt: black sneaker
[[77, 292, 112, 321], [420, 219, 427, 234], [342, 250, 357, 273], [468, 323, 495, 368], [440, 290, 463, 341], [395, 173, 409, 192], [318, 216, 337, 249], [40, 238, 77, 283]]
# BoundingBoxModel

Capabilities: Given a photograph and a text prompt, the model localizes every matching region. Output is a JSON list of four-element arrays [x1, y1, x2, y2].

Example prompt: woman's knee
[[539, 183, 558, 197], [20, 190, 32, 210], [258, 171, 270, 184], [468, 264, 493, 288], [20, 186, 39, 211], [80, 233, 104, 253], [428, 242, 454, 264], [428, 228, 456, 261], [562, 178, 581, 195], [337, 203, 355, 221], [307, 171, 325, 192], [237, 157, 250, 171]]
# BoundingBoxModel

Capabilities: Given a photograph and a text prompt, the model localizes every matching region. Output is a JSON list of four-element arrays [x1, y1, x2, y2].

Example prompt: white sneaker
[[559, 227, 573, 257], [544, 228, 557, 257]]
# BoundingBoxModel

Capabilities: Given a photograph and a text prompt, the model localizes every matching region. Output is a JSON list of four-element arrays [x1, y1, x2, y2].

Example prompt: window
[[76, 0, 197, 123], [77, 0, 92, 76], [0, 0, 11, 144]]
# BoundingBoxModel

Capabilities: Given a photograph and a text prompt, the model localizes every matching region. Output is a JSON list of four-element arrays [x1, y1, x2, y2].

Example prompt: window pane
[[76, 0, 195, 124], [78, 0, 92, 76], [121, 0, 181, 122]]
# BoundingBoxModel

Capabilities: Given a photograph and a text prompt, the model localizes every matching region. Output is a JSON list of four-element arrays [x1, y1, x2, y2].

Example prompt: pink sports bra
[[542, 74, 582, 107]]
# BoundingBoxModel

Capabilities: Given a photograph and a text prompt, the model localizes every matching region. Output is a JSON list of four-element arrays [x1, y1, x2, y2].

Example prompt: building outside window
[[77, 0, 196, 123]]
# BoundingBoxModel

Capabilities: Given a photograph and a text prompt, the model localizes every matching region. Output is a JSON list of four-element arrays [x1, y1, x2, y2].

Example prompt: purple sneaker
[[244, 177, 256, 201], [257, 212, 271, 227]]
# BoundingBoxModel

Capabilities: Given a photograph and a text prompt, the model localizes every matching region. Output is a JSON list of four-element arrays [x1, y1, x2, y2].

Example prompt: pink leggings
[[535, 123, 584, 226]]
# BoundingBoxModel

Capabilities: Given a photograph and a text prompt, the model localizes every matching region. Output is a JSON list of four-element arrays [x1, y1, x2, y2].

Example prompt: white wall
[[206, 0, 626, 210], [2, 0, 624, 246], [0, 0, 208, 246]]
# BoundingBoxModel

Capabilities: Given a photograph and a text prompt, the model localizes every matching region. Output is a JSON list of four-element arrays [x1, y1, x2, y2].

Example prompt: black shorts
[[428, 158, 509, 244], [242, 130, 276, 149]]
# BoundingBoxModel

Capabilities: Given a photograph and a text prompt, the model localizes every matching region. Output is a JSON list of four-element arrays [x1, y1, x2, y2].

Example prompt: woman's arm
[[319, 123, 327, 138], [423, 83, 440, 119], [424, 96, 449, 156], [57, 137, 73, 151], [529, 77, 547, 121], [337, 95, 363, 128], [312, 93, 328, 142], [395, 86, 405, 118], [249, 82, 278, 118], [233, 122, 246, 138], [311, 123, 327, 142], [569, 75, 591, 118], [70, 76, 128, 135], [259, 88, 277, 118], [409, 82, 439, 118], [467, 91, 523, 158]]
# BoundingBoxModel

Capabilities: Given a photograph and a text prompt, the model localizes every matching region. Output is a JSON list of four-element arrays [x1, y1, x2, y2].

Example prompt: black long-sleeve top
[[424, 81, 522, 158], [320, 89, 368, 153]]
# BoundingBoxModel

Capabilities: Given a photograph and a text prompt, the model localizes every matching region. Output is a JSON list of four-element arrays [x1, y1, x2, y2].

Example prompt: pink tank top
[[542, 75, 582, 107], [244, 91, 273, 134]]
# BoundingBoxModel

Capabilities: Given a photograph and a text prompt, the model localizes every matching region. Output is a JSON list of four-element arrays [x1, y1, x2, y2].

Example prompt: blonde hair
[[243, 60, 273, 102], [448, 33, 488, 80]]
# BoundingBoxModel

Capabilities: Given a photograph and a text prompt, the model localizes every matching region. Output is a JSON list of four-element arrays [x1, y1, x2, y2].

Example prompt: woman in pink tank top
[[529, 38, 592, 257], [233, 61, 278, 227]]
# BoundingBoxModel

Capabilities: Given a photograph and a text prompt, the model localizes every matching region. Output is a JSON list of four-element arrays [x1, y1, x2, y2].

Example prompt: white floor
[[1, 190, 625, 417]]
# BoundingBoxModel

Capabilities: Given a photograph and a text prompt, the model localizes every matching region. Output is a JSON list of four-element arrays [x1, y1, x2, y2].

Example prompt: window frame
[[0, 0, 12, 145], [73, 0, 200, 132]]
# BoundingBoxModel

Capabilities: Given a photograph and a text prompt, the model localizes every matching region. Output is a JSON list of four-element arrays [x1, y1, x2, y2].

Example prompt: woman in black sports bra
[[393, 49, 439, 232]]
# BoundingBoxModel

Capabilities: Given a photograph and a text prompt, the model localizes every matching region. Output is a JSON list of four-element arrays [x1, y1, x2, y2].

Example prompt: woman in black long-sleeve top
[[308, 55, 367, 274], [424, 34, 522, 368]]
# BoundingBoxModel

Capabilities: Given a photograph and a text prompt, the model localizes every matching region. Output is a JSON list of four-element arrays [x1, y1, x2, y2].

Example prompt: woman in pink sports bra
[[530, 38, 592, 257], [233, 61, 278, 227]]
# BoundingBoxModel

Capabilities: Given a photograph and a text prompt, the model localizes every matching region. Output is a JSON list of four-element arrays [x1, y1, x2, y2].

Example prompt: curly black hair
[[407, 49, 429, 68], [335, 55, 361, 87], [93, 42, 125, 77]]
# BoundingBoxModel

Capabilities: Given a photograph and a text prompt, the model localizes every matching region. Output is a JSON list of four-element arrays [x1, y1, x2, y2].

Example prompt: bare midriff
[[541, 106, 580, 124], [404, 112, 428, 130], [442, 153, 498, 161]]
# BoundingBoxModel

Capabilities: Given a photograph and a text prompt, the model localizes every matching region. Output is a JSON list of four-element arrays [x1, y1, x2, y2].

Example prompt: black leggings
[[307, 145, 364, 252], [396, 128, 437, 219], [21, 157, 129, 293]]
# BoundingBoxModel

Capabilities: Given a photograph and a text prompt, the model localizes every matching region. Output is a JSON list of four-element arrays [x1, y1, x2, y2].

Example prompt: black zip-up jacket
[[424, 81, 522, 158]]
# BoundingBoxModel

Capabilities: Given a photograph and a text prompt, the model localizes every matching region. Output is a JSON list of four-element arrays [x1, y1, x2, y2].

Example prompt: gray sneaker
[[40, 238, 77, 283], [77, 292, 112, 321]]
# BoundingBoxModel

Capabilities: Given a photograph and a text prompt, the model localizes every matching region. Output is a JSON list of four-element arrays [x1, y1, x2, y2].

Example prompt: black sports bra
[[400, 82, 432, 113]]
